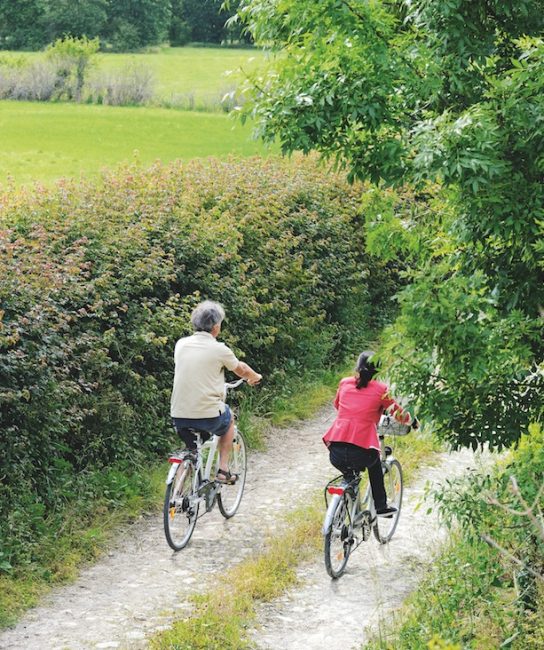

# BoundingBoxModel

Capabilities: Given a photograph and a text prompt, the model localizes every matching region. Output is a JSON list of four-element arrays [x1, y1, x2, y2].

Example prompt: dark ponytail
[[355, 351, 378, 389]]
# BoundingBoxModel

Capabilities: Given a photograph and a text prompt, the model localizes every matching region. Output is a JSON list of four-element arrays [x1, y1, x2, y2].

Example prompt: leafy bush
[[45, 36, 100, 101], [434, 425, 544, 567], [0, 156, 400, 571]]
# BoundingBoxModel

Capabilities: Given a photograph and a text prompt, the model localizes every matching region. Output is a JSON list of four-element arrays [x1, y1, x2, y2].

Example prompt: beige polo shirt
[[170, 331, 239, 418]]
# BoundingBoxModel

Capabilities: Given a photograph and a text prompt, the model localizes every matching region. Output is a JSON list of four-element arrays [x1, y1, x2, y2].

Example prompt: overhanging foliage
[[235, 0, 544, 449]]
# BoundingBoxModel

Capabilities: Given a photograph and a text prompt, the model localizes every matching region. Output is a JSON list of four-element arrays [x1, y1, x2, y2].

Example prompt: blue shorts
[[172, 405, 232, 448]]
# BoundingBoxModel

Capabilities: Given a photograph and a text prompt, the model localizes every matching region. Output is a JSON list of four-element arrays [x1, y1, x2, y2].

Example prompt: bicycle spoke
[[217, 429, 247, 518], [374, 459, 403, 544], [163, 461, 199, 550], [324, 498, 352, 578]]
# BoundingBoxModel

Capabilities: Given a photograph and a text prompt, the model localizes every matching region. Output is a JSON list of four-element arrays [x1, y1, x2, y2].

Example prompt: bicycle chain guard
[[199, 480, 218, 512]]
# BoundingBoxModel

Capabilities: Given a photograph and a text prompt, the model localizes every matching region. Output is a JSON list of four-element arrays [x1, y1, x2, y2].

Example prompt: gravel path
[[0, 407, 483, 650], [0, 407, 337, 650], [249, 446, 483, 650]]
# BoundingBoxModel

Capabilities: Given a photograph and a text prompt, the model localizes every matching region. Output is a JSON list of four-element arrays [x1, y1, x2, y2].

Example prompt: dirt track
[[0, 406, 481, 650], [250, 446, 478, 650]]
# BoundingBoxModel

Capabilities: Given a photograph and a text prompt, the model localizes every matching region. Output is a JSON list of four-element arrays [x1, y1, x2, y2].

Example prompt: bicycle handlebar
[[377, 413, 412, 436], [225, 378, 246, 390]]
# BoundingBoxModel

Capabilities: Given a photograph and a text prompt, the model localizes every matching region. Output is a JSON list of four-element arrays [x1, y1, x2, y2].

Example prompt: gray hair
[[190, 300, 225, 332]]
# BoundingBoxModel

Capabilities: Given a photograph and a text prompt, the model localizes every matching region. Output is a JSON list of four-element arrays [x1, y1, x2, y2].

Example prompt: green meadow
[[95, 46, 266, 100], [0, 100, 273, 186], [0, 47, 272, 186]]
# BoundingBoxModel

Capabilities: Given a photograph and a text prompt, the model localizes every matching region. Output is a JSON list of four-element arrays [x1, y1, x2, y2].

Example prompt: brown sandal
[[216, 468, 237, 485]]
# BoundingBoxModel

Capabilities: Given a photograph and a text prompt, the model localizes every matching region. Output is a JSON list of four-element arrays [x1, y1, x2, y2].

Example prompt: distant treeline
[[0, 0, 250, 52]]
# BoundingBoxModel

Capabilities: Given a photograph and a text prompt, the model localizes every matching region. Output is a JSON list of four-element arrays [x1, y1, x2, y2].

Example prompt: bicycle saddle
[[177, 427, 212, 450]]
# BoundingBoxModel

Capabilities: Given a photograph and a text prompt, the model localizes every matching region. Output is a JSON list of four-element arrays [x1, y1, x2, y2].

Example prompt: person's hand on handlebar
[[247, 372, 262, 386], [234, 361, 262, 386]]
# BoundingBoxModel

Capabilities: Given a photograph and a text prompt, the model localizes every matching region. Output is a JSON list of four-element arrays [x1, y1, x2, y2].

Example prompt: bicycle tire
[[163, 461, 199, 551], [374, 458, 403, 544], [324, 497, 352, 579], [217, 428, 247, 519]]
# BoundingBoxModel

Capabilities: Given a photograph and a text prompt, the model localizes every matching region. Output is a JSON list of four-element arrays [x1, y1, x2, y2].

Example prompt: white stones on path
[[250, 447, 485, 650], [0, 408, 336, 650], [0, 408, 485, 650]]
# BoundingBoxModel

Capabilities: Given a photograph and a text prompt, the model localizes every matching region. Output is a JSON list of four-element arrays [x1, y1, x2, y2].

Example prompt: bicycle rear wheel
[[324, 498, 352, 579], [164, 461, 199, 551], [217, 428, 247, 518], [374, 458, 403, 544]]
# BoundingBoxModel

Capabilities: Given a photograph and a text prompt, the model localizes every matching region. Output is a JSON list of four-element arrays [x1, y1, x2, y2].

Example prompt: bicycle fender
[[166, 461, 181, 485], [383, 455, 398, 468], [322, 494, 342, 535]]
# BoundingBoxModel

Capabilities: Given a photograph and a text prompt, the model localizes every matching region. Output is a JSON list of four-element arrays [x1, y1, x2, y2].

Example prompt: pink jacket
[[323, 377, 410, 451]]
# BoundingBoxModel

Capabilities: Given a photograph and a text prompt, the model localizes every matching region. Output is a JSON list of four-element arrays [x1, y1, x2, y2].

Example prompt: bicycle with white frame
[[163, 378, 247, 551], [322, 413, 412, 578]]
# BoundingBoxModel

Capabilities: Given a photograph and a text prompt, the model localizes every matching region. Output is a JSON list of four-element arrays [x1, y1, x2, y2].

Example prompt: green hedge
[[0, 156, 399, 570]]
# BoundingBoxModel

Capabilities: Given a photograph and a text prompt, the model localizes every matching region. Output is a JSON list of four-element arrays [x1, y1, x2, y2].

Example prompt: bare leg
[[218, 418, 235, 472]]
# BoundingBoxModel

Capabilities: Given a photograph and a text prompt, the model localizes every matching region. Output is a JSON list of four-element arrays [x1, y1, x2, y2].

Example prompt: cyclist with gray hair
[[170, 300, 262, 484]]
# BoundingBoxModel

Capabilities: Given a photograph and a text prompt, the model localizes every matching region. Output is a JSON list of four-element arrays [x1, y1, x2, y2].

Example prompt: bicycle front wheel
[[164, 461, 199, 551], [217, 428, 247, 518], [374, 458, 403, 544], [324, 498, 352, 579]]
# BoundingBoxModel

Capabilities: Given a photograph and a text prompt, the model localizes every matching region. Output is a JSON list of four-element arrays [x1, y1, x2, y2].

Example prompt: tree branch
[[487, 477, 544, 540], [481, 534, 544, 583]]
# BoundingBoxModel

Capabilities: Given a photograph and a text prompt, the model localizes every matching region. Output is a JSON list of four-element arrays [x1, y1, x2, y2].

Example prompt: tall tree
[[43, 0, 108, 44], [178, 0, 226, 43], [235, 0, 544, 449], [0, 0, 171, 51], [169, 0, 250, 45], [0, 0, 47, 49], [104, 0, 171, 50]]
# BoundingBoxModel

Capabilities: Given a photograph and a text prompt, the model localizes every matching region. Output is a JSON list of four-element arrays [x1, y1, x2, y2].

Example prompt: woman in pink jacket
[[323, 351, 416, 516]]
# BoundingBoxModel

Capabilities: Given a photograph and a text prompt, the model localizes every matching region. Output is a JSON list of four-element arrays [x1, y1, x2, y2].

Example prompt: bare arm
[[233, 361, 262, 386]]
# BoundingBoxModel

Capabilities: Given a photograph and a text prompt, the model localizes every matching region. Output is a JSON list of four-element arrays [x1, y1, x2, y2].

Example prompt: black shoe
[[376, 506, 397, 518]]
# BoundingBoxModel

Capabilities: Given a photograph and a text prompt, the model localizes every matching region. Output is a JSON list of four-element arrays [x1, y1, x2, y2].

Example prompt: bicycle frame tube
[[202, 435, 219, 480], [361, 479, 376, 519]]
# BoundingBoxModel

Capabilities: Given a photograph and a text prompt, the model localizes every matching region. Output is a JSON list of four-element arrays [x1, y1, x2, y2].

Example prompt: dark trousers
[[328, 442, 387, 510]]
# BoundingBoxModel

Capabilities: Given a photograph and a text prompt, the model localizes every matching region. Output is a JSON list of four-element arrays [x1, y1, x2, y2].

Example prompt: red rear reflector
[[168, 457, 183, 464], [327, 486, 345, 495]]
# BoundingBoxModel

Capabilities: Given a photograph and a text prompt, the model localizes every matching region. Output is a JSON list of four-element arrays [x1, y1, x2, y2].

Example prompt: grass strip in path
[[150, 498, 323, 650], [150, 431, 441, 650]]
